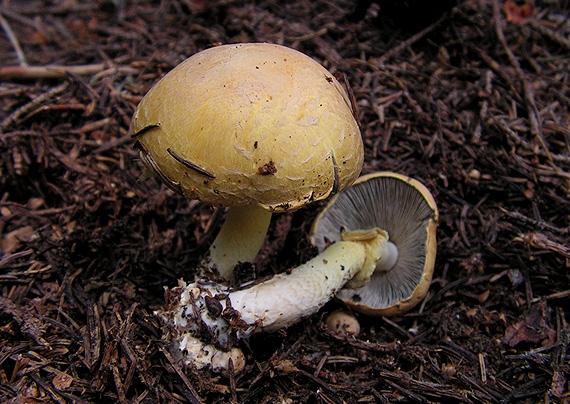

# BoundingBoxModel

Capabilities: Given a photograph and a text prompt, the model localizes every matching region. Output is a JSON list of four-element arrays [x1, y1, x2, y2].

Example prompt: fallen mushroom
[[131, 43, 362, 280], [158, 227, 387, 372], [157, 171, 438, 372], [310, 172, 438, 316]]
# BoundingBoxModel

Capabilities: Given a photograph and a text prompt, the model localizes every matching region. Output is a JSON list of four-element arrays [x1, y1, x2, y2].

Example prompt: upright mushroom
[[131, 43, 363, 281], [310, 172, 438, 316]]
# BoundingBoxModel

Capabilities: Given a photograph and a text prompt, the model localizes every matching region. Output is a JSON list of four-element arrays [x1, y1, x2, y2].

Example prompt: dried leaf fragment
[[2, 225, 36, 254], [503, 0, 536, 24], [52, 372, 74, 390], [257, 161, 277, 175], [503, 301, 556, 347]]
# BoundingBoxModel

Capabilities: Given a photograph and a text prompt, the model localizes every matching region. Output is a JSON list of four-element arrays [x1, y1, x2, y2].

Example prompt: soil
[[1, 0, 569, 403]]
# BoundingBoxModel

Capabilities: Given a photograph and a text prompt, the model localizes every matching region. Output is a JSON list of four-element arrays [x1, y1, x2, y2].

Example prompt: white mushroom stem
[[206, 203, 272, 280], [376, 240, 399, 273], [158, 228, 387, 371]]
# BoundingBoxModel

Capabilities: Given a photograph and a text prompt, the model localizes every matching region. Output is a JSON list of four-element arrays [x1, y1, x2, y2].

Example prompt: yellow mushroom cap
[[131, 43, 363, 212]]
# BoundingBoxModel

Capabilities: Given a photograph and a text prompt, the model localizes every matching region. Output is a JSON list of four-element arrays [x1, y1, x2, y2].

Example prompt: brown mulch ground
[[1, 0, 569, 403]]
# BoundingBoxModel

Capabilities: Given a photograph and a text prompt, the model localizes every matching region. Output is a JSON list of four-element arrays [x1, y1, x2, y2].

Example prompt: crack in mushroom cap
[[131, 43, 363, 212], [310, 172, 438, 316]]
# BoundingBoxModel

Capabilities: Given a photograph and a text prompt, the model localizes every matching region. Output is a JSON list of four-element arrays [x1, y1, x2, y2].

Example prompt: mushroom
[[158, 227, 387, 372], [131, 43, 363, 281], [325, 309, 361, 336], [310, 172, 438, 316]]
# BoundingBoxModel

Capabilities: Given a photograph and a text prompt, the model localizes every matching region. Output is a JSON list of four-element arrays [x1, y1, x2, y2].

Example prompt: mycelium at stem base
[[157, 228, 387, 373]]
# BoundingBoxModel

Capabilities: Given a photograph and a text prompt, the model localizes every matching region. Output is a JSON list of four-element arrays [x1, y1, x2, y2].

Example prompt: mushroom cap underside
[[131, 43, 363, 212], [310, 172, 438, 316]]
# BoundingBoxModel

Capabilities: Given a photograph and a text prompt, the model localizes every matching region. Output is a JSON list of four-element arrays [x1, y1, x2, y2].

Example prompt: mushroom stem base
[[170, 334, 246, 375]]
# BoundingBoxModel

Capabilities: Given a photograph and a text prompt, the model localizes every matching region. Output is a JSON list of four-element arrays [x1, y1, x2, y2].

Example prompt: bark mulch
[[1, 0, 569, 402]]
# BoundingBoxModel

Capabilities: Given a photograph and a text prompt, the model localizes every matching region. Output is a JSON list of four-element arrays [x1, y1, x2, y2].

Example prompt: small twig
[[1, 82, 69, 131], [479, 353, 487, 384], [29, 372, 66, 404], [285, 23, 332, 41], [530, 19, 570, 50], [0, 11, 27, 66], [83, 303, 101, 368], [160, 347, 202, 404], [298, 369, 342, 403], [372, 12, 449, 66], [492, 0, 551, 160], [382, 316, 414, 339], [314, 355, 328, 377], [110, 364, 128, 404], [0, 2, 95, 15], [131, 390, 149, 404], [91, 134, 133, 155], [49, 145, 96, 177], [467, 44, 522, 102], [473, 70, 493, 143], [381, 377, 430, 404], [0, 249, 34, 269], [0, 63, 138, 80], [500, 207, 570, 235], [513, 232, 570, 258], [504, 342, 563, 360], [495, 119, 570, 163], [228, 358, 238, 403], [530, 289, 570, 304], [548, 307, 568, 399]]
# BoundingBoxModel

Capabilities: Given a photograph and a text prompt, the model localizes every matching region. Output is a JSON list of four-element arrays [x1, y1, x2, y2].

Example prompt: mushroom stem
[[207, 203, 272, 280], [158, 228, 387, 370], [376, 240, 399, 273], [230, 228, 385, 337]]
